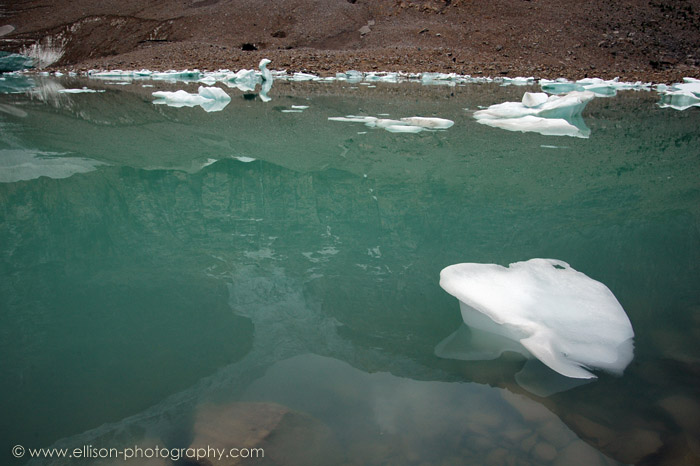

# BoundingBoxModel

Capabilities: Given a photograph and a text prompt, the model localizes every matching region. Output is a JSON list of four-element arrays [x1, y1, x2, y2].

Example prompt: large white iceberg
[[439, 258, 635, 380], [474, 91, 594, 138], [152, 86, 230, 112]]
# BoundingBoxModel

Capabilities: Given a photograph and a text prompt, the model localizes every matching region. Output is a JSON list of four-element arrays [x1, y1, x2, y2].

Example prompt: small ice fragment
[[385, 125, 424, 133], [57, 87, 104, 94], [400, 116, 454, 129]]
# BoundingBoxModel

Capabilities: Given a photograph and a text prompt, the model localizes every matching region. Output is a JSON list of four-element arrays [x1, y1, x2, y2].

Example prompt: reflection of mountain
[[1, 81, 699, 465]]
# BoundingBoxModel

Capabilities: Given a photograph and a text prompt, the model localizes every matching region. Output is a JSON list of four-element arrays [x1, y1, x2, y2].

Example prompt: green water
[[1, 76, 699, 465]]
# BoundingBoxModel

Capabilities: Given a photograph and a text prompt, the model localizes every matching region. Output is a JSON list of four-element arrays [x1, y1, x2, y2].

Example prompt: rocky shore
[[1, 0, 699, 82]]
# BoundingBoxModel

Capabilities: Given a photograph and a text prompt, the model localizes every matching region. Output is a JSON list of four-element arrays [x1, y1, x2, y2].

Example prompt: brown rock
[[603, 428, 663, 465], [189, 401, 343, 466]]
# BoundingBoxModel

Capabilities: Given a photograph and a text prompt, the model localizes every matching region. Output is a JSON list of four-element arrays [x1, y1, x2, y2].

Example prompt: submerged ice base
[[439, 259, 635, 380]]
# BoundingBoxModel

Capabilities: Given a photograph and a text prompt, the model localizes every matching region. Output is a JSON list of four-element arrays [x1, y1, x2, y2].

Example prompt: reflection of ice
[[438, 259, 635, 387], [474, 91, 594, 138], [0, 149, 105, 183], [242, 354, 621, 465]]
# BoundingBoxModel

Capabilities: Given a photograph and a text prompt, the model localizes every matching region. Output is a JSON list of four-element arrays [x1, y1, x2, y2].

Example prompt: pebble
[[538, 420, 575, 449], [604, 428, 663, 464], [501, 390, 553, 423], [553, 440, 607, 466], [532, 442, 557, 462]]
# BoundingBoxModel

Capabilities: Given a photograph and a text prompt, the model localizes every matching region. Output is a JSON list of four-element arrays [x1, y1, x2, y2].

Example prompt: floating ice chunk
[[421, 72, 457, 86], [400, 116, 454, 129], [502, 76, 535, 86], [657, 77, 700, 110], [474, 91, 594, 138], [385, 124, 424, 133], [439, 259, 635, 379], [259, 58, 272, 82], [328, 116, 378, 123], [330, 114, 453, 134], [57, 87, 105, 94], [152, 86, 230, 112], [289, 72, 318, 81], [522, 92, 549, 108], [151, 69, 201, 82], [0, 149, 105, 183]]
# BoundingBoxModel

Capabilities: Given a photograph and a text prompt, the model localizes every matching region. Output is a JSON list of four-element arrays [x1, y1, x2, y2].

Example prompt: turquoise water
[[1, 76, 699, 465]]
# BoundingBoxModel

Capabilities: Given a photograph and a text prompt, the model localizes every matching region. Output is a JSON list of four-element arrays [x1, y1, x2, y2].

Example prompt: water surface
[[1, 75, 699, 465]]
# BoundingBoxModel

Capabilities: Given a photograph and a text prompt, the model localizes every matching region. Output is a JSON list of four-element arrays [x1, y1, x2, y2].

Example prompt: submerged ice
[[474, 91, 594, 138], [439, 258, 635, 380]]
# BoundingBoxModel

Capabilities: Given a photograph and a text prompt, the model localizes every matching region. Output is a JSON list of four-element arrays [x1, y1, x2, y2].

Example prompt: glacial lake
[[1, 74, 699, 466]]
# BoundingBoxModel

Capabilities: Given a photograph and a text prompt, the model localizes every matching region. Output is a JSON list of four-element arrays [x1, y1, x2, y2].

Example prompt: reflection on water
[[1, 76, 699, 465]]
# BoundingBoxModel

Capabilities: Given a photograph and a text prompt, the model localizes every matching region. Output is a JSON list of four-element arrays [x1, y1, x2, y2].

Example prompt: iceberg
[[474, 91, 594, 138], [152, 86, 230, 112], [438, 258, 635, 380]]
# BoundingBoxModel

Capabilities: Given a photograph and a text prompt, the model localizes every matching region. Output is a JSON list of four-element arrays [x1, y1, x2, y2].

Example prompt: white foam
[[439, 258, 635, 379]]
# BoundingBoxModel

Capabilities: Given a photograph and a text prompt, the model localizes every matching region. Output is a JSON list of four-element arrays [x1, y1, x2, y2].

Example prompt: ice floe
[[474, 91, 595, 138], [56, 87, 104, 94], [656, 77, 700, 111], [541, 77, 651, 97], [438, 258, 635, 381], [152, 86, 231, 112], [329, 115, 453, 134]]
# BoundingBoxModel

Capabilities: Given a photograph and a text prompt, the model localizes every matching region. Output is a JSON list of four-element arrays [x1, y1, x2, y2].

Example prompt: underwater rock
[[439, 259, 635, 380], [189, 401, 342, 466]]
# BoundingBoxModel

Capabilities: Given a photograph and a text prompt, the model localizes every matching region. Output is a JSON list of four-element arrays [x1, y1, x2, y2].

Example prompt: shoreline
[[43, 47, 698, 85]]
